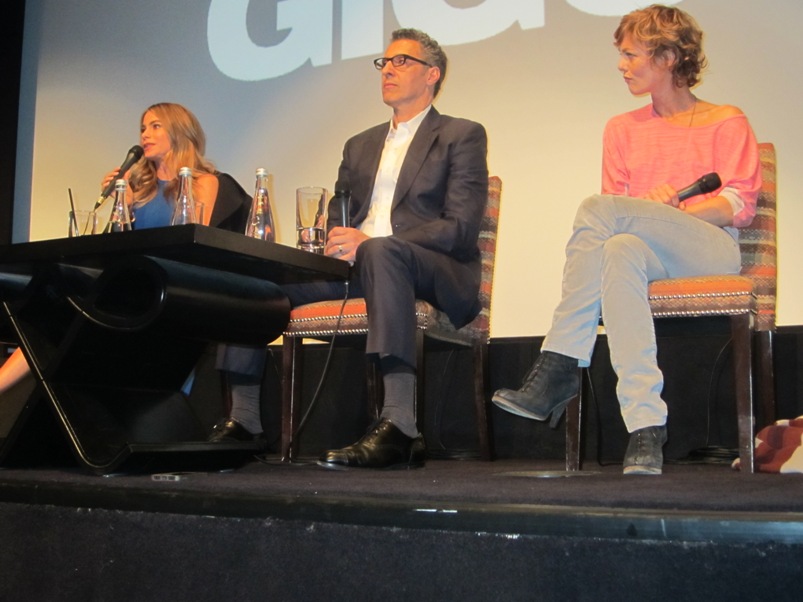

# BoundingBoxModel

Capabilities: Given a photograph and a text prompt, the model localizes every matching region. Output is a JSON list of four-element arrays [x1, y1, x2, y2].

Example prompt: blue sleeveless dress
[[132, 180, 173, 229]]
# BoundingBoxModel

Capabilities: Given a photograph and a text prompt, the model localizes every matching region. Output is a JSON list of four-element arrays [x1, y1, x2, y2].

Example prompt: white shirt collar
[[388, 105, 432, 138]]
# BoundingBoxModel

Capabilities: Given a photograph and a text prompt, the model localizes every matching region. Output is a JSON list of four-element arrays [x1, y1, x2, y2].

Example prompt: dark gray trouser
[[217, 236, 480, 374]]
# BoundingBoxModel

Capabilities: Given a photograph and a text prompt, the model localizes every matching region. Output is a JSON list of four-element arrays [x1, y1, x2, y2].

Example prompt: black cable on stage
[[293, 281, 351, 439], [259, 281, 351, 463]]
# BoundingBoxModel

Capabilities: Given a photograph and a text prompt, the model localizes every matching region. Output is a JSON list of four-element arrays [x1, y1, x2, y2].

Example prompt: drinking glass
[[296, 186, 327, 253], [68, 209, 97, 237]]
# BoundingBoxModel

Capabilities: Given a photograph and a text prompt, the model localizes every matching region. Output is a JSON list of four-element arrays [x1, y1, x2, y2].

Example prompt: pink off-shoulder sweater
[[601, 104, 761, 228]]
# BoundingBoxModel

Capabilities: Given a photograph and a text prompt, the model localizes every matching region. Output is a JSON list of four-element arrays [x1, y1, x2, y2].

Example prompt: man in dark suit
[[211, 28, 488, 470], [310, 28, 488, 469]]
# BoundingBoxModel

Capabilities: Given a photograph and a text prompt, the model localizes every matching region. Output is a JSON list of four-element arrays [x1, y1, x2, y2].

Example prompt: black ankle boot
[[623, 425, 667, 475], [492, 351, 579, 427]]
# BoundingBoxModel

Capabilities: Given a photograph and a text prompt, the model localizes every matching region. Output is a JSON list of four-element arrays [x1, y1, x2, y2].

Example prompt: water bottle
[[105, 178, 132, 232], [170, 166, 197, 225], [245, 168, 276, 242]]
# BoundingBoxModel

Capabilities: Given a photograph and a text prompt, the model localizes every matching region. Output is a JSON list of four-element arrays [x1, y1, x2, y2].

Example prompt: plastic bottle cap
[[179, 167, 192, 176], [256, 168, 267, 177], [115, 179, 126, 187]]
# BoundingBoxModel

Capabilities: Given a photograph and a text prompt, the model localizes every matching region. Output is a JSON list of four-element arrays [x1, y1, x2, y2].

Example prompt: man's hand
[[325, 226, 370, 262]]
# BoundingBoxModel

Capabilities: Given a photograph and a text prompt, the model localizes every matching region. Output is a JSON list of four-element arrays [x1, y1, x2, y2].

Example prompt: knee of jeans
[[602, 234, 648, 268], [573, 194, 608, 226]]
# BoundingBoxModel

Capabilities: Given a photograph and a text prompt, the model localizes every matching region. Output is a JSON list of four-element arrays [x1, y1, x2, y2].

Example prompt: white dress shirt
[[359, 106, 432, 238]]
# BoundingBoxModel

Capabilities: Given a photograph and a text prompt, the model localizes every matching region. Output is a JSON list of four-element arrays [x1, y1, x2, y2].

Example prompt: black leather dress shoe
[[207, 419, 263, 443], [318, 419, 426, 470]]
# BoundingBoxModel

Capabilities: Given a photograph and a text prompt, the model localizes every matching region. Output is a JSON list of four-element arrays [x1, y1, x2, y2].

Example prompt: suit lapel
[[392, 108, 441, 209], [353, 124, 389, 225]]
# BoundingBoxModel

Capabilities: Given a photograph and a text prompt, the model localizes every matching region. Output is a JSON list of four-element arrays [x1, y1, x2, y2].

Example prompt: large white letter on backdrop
[[206, 0, 680, 81], [342, 0, 385, 60], [208, 0, 333, 81], [566, 0, 681, 17], [391, 0, 544, 45]]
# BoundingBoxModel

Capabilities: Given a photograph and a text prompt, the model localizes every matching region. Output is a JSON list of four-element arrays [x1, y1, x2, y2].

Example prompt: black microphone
[[677, 172, 721, 201], [94, 145, 144, 209], [329, 179, 350, 227]]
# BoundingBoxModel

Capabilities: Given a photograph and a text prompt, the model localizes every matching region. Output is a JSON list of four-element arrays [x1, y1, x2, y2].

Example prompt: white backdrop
[[15, 0, 803, 336]]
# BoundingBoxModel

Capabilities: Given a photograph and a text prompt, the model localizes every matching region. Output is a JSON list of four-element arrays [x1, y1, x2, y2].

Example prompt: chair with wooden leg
[[565, 143, 777, 474], [281, 176, 503, 462]]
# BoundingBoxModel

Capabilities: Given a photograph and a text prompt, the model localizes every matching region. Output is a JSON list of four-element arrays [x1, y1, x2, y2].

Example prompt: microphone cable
[[259, 280, 351, 464], [674, 336, 738, 465], [292, 280, 351, 440], [587, 335, 739, 467]]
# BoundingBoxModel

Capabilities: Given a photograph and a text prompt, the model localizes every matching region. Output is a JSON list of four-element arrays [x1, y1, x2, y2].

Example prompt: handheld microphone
[[94, 145, 144, 210], [329, 179, 350, 227], [677, 172, 721, 202]]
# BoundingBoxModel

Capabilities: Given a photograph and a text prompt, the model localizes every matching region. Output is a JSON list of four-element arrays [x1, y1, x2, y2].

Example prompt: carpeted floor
[[3, 457, 803, 601], [2, 456, 802, 516]]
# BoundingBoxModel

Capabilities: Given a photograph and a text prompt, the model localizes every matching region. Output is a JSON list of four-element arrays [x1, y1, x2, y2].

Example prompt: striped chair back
[[740, 142, 777, 331]]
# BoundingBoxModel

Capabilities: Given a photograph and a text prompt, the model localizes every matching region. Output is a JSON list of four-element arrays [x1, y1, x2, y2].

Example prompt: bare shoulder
[[693, 101, 745, 125], [711, 103, 745, 118], [194, 173, 220, 224], [195, 172, 220, 199]]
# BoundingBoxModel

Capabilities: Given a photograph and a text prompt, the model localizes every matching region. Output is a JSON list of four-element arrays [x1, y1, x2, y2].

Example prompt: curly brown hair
[[614, 4, 707, 88]]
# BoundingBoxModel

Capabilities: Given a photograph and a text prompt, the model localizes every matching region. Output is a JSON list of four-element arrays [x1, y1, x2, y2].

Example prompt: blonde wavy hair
[[128, 103, 216, 204], [614, 4, 707, 89]]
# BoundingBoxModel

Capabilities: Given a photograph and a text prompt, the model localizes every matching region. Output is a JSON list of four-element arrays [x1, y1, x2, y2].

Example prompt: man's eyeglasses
[[373, 54, 432, 70]]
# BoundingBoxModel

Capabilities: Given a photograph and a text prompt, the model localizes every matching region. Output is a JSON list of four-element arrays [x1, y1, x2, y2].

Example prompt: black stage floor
[[3, 457, 803, 601], [2, 456, 803, 545]]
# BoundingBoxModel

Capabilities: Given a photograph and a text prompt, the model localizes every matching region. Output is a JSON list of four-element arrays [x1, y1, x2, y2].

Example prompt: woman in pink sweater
[[493, 4, 761, 475]]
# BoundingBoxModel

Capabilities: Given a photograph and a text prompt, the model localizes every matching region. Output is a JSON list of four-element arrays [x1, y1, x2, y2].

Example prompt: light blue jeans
[[542, 195, 741, 432]]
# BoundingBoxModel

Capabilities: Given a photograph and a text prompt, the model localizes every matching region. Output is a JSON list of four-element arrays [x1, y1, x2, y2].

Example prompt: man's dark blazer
[[221, 110, 489, 381], [321, 107, 488, 364], [331, 108, 488, 267]]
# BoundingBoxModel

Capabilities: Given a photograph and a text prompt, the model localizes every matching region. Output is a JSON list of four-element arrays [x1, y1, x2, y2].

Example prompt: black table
[[0, 225, 349, 474]]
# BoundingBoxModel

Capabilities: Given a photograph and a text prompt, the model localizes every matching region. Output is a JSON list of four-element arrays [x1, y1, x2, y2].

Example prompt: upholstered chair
[[281, 177, 503, 462], [565, 143, 777, 474]]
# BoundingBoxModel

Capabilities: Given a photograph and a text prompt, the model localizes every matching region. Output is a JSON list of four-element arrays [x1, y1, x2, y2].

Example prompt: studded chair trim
[[283, 176, 503, 345], [646, 143, 777, 331]]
